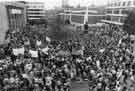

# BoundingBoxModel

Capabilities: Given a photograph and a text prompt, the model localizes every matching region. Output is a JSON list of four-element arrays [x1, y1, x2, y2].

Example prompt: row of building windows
[[71, 15, 84, 24], [27, 11, 45, 14], [70, 12, 96, 15], [65, 11, 102, 15], [27, 9, 44, 11], [106, 9, 129, 15], [109, 1, 135, 7], [27, 5, 44, 9], [106, 16, 126, 23], [27, 12, 44, 15], [28, 16, 43, 18]]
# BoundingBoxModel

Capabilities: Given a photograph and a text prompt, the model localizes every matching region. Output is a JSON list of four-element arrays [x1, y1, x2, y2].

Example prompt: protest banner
[[46, 36, 51, 42], [13, 47, 24, 56], [29, 50, 38, 58]]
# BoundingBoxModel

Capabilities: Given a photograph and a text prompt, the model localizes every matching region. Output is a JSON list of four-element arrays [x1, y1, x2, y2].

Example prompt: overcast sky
[[0, 0, 108, 9]]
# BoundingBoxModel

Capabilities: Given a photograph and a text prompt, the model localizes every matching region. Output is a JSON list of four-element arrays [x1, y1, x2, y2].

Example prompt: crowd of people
[[0, 25, 73, 91], [0, 24, 134, 91], [85, 26, 135, 91]]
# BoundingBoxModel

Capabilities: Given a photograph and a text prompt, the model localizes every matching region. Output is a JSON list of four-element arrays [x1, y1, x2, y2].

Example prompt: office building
[[0, 2, 26, 44], [59, 6, 105, 27], [26, 2, 45, 23], [101, 0, 135, 26]]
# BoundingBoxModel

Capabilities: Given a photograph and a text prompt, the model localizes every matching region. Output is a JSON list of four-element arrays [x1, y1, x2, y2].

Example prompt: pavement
[[71, 81, 89, 91]]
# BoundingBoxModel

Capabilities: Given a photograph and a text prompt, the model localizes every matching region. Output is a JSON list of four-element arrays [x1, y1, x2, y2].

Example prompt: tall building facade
[[26, 2, 45, 23], [102, 0, 135, 26], [0, 2, 26, 44]]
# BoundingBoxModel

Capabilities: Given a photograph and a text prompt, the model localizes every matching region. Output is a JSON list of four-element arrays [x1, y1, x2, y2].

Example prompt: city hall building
[[0, 2, 27, 44]]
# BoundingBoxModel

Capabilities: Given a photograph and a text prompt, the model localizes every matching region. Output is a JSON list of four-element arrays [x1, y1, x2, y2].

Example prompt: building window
[[127, 1, 131, 6], [106, 15, 111, 20], [111, 3, 113, 7], [118, 2, 121, 6], [134, 1, 135, 5], [71, 15, 84, 24], [108, 4, 111, 7], [112, 3, 115, 7], [33, 6, 36, 8], [110, 4, 112, 7], [112, 16, 119, 22], [114, 2, 117, 6], [106, 10, 112, 14], [28, 12, 42, 15], [121, 9, 129, 14], [28, 9, 43, 11], [113, 10, 119, 14], [123, 2, 126, 6], [120, 17, 125, 23]]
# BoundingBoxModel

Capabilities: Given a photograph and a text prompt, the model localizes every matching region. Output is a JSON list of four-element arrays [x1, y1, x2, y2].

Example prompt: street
[[71, 81, 89, 91]]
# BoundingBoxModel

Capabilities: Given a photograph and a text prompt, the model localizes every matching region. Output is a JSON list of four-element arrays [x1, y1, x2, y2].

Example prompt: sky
[[0, 0, 108, 9]]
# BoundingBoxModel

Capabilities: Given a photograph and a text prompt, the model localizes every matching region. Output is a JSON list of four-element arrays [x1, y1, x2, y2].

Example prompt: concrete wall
[[0, 3, 9, 44]]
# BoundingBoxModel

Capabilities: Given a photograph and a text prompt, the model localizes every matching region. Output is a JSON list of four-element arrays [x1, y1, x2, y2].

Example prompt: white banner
[[13, 47, 24, 56], [46, 36, 51, 42], [29, 50, 38, 58]]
